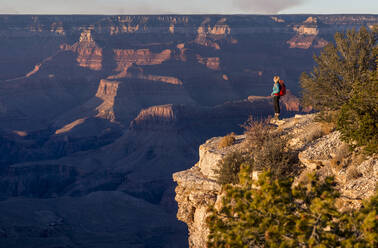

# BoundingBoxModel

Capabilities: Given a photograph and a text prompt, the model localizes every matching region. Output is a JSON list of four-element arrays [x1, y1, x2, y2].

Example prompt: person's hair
[[273, 76, 280, 83]]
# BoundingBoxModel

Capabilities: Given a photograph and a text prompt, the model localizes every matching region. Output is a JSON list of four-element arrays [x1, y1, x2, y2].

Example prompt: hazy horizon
[[1, 0, 377, 15], [1, 13, 378, 16]]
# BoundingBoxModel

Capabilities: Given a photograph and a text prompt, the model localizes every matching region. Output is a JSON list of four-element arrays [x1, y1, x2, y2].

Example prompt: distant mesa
[[271, 16, 285, 23], [195, 18, 233, 50], [304, 16, 318, 24], [113, 48, 171, 68], [50, 21, 65, 35], [60, 30, 103, 71], [287, 17, 327, 49], [110, 23, 139, 35], [129, 104, 182, 130], [108, 48, 181, 85]]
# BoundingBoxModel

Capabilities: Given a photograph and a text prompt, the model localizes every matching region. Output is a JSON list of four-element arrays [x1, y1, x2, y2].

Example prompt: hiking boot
[[274, 113, 280, 120]]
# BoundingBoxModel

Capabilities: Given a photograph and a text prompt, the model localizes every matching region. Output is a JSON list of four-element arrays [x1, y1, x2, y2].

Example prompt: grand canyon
[[0, 15, 377, 247]]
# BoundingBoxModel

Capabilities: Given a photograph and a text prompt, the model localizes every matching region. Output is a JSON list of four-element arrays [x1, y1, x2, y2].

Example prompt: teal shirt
[[271, 83, 280, 96]]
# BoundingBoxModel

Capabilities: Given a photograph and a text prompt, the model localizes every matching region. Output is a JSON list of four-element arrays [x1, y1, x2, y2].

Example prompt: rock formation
[[174, 114, 377, 247], [287, 16, 328, 49], [95, 79, 120, 121], [60, 30, 103, 71]]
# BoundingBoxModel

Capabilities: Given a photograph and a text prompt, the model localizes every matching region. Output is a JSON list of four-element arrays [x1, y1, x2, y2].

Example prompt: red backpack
[[278, 80, 286, 96]]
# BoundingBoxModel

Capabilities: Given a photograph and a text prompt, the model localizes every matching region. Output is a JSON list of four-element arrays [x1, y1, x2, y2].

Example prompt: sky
[[0, 0, 377, 15]]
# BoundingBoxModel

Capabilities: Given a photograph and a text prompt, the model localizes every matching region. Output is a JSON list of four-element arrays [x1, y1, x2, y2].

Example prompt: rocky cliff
[[60, 30, 103, 71], [173, 114, 377, 247]]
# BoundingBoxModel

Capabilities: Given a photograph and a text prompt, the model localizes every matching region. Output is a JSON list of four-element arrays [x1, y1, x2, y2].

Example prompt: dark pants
[[273, 96, 280, 114]]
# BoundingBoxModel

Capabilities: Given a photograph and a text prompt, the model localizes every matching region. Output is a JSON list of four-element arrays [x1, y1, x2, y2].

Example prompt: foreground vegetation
[[207, 171, 377, 247], [207, 118, 377, 247]]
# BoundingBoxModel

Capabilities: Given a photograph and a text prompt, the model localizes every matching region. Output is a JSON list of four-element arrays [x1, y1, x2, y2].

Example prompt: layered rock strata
[[60, 30, 103, 70]]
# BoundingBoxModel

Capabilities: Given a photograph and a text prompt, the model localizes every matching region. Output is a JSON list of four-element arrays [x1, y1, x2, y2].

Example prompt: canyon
[[0, 15, 376, 247]]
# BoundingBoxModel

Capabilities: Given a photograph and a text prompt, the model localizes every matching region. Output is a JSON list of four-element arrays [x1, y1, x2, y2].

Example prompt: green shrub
[[207, 171, 378, 248], [243, 117, 299, 178], [337, 64, 378, 154], [300, 27, 376, 111], [215, 151, 250, 185], [242, 117, 272, 149], [301, 27, 377, 154], [218, 132, 236, 149], [215, 117, 299, 185]]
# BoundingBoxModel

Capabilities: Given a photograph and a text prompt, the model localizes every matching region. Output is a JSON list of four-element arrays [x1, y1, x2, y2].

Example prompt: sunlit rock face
[[110, 48, 172, 79], [0, 14, 376, 248], [287, 17, 325, 49], [194, 17, 233, 50], [95, 79, 120, 121], [60, 30, 103, 70]]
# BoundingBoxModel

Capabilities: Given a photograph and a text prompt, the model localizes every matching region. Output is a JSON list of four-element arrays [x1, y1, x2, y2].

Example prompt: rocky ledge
[[173, 135, 245, 247], [173, 114, 377, 248]]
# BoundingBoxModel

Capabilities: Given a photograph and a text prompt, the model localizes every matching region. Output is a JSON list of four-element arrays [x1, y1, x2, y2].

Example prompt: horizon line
[[1, 13, 378, 16]]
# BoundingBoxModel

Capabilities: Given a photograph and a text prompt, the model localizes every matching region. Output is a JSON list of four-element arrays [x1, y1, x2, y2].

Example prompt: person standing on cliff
[[271, 76, 281, 120]]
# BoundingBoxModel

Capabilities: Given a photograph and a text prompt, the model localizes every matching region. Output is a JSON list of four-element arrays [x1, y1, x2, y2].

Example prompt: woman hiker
[[271, 76, 281, 120]]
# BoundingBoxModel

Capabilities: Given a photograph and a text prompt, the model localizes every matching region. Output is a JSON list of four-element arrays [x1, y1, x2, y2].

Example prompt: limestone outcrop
[[297, 131, 377, 209], [173, 135, 245, 247], [174, 114, 377, 247]]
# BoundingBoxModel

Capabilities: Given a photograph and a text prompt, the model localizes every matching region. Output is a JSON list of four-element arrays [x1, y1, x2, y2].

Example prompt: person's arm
[[271, 83, 279, 96]]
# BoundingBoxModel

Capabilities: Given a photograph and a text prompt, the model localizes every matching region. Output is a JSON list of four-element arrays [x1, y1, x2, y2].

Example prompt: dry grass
[[350, 152, 367, 167], [218, 132, 236, 149], [319, 121, 336, 135], [330, 143, 351, 172], [242, 117, 272, 149], [215, 151, 247, 185], [242, 117, 299, 178], [300, 121, 335, 145], [346, 166, 363, 180], [330, 159, 344, 171], [314, 111, 339, 123], [302, 126, 323, 144], [342, 152, 368, 180]]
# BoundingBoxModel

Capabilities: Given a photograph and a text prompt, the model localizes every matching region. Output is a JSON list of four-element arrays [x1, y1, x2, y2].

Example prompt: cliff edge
[[173, 114, 377, 248]]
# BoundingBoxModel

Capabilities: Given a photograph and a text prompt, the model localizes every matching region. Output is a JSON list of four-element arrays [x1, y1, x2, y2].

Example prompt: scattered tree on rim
[[300, 27, 377, 153], [300, 27, 376, 111], [337, 44, 378, 153]]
